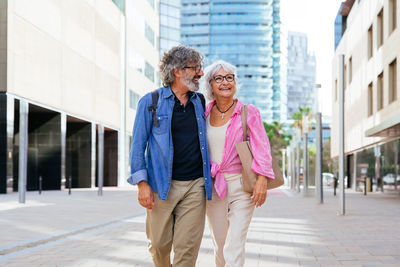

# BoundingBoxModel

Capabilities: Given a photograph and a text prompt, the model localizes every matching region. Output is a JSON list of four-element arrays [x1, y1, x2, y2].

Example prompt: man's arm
[[128, 95, 154, 209]]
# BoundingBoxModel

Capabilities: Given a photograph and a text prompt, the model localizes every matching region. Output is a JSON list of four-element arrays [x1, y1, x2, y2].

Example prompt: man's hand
[[252, 175, 268, 208], [137, 181, 154, 210]]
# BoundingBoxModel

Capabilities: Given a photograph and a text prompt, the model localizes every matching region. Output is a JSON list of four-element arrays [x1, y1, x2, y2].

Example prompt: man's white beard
[[182, 74, 199, 92]]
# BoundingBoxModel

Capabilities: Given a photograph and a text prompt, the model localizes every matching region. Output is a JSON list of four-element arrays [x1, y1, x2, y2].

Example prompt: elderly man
[[128, 45, 212, 267]]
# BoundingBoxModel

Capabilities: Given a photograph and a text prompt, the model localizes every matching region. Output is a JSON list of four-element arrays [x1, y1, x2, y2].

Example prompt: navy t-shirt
[[171, 93, 204, 181]]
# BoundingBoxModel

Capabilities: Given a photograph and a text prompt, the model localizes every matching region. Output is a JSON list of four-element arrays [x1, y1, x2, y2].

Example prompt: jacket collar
[[162, 86, 173, 99]]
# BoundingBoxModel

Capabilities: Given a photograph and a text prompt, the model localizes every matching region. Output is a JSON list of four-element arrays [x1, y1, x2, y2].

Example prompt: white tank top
[[206, 116, 241, 181], [206, 116, 229, 164]]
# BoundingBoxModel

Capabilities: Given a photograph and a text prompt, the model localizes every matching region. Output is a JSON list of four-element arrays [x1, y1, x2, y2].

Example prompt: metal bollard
[[364, 178, 367, 196], [39, 176, 42, 195], [68, 176, 72, 195], [334, 177, 338, 196]]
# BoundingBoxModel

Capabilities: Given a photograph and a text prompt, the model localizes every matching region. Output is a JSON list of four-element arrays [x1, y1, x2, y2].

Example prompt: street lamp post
[[296, 136, 301, 193], [281, 148, 286, 184], [315, 112, 323, 203], [339, 54, 345, 215], [302, 114, 310, 195]]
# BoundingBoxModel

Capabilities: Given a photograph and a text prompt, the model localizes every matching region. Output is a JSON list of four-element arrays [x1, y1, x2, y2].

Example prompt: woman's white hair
[[202, 60, 240, 101]]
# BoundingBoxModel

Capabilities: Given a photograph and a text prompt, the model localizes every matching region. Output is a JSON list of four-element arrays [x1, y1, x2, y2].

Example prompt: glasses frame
[[182, 65, 203, 74], [210, 74, 235, 84]]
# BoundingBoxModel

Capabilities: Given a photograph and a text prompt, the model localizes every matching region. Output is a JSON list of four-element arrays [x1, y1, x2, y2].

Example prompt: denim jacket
[[127, 86, 212, 201]]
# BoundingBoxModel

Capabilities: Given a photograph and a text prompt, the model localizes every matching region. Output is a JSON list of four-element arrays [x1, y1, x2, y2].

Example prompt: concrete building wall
[[332, 0, 400, 158], [6, 0, 122, 129], [125, 0, 159, 134]]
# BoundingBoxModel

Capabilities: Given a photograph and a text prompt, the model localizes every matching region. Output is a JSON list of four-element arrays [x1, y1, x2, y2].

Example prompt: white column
[[18, 100, 28, 203]]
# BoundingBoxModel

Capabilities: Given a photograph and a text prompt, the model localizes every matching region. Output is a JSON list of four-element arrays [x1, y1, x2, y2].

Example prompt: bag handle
[[241, 105, 248, 141]]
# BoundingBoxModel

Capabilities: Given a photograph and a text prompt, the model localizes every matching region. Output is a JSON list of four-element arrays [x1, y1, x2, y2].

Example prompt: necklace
[[215, 101, 235, 119]]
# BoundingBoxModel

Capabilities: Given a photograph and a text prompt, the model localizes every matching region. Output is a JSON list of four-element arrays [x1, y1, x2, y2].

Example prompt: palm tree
[[291, 106, 312, 134]]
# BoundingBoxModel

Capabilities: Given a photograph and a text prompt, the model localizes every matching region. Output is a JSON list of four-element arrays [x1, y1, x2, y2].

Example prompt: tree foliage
[[263, 121, 292, 167], [291, 106, 312, 133]]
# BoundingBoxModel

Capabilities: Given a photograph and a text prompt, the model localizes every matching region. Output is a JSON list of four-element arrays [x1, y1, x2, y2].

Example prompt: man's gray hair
[[160, 45, 203, 87], [202, 60, 240, 100]]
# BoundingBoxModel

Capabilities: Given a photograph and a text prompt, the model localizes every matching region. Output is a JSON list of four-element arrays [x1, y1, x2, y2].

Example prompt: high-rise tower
[[286, 32, 316, 120], [181, 0, 282, 121]]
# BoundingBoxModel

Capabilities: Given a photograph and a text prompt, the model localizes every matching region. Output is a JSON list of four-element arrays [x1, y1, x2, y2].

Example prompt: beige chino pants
[[206, 176, 255, 267], [146, 177, 206, 267]]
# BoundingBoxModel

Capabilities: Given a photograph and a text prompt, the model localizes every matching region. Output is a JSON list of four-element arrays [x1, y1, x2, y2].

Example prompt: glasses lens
[[226, 74, 234, 82], [214, 76, 223, 83]]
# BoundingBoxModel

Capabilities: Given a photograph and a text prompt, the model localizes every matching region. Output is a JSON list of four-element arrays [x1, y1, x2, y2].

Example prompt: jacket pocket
[[152, 115, 169, 135]]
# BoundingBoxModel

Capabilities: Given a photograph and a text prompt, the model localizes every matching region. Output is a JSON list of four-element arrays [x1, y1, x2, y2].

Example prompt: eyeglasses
[[182, 65, 202, 73], [211, 74, 235, 83]]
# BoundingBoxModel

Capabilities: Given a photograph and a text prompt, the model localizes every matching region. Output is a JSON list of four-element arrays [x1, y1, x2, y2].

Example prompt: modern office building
[[159, 0, 181, 57], [332, 0, 400, 192], [272, 0, 284, 121], [286, 31, 316, 120], [181, 0, 283, 121], [0, 0, 159, 194], [334, 3, 345, 50]]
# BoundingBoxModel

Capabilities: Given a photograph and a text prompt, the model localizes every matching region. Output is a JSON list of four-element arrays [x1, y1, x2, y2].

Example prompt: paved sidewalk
[[0, 187, 399, 266]]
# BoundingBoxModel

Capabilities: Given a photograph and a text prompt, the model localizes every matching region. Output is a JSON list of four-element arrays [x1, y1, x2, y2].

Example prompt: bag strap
[[147, 89, 205, 128], [240, 104, 248, 141], [147, 89, 159, 127]]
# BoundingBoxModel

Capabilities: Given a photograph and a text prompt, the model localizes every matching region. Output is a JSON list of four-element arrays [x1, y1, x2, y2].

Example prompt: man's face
[[181, 63, 204, 92]]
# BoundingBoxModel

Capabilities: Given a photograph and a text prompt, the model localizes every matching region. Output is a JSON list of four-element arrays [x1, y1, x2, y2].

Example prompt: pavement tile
[[1, 188, 400, 266]]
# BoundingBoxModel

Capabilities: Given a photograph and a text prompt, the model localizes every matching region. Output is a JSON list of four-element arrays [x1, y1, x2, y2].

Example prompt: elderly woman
[[203, 60, 275, 267]]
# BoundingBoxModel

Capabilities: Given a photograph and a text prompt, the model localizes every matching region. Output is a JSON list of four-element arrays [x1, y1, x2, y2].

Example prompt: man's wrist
[[137, 180, 148, 187]]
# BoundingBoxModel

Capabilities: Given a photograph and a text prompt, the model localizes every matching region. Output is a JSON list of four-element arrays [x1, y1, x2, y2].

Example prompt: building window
[[128, 50, 145, 73], [145, 62, 155, 82], [129, 90, 141, 110], [377, 9, 384, 48], [389, 58, 397, 103], [389, 0, 397, 34], [145, 23, 155, 46], [112, 0, 125, 13], [377, 72, 384, 110], [147, 0, 155, 9], [349, 56, 353, 84], [368, 25, 373, 59], [368, 82, 373, 116]]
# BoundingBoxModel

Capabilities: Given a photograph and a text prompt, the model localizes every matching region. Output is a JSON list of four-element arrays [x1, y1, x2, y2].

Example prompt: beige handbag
[[235, 105, 284, 193]]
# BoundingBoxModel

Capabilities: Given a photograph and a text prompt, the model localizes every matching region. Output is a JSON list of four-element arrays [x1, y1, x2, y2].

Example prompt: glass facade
[[181, 0, 282, 121], [286, 31, 316, 120], [334, 3, 344, 50], [271, 0, 281, 121], [112, 0, 125, 13], [346, 139, 400, 193], [160, 0, 181, 56]]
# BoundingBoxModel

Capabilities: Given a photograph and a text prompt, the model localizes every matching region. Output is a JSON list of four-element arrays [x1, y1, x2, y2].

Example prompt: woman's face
[[210, 67, 236, 100]]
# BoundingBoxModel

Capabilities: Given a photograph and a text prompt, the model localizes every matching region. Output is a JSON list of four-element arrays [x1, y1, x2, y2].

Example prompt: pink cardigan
[[205, 99, 275, 199]]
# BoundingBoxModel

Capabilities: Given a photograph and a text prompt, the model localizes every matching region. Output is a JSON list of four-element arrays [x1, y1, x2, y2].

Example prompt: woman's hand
[[253, 175, 268, 207]]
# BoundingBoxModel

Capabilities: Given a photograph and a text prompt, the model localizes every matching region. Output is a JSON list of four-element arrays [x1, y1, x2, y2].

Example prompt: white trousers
[[206, 176, 255, 267]]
